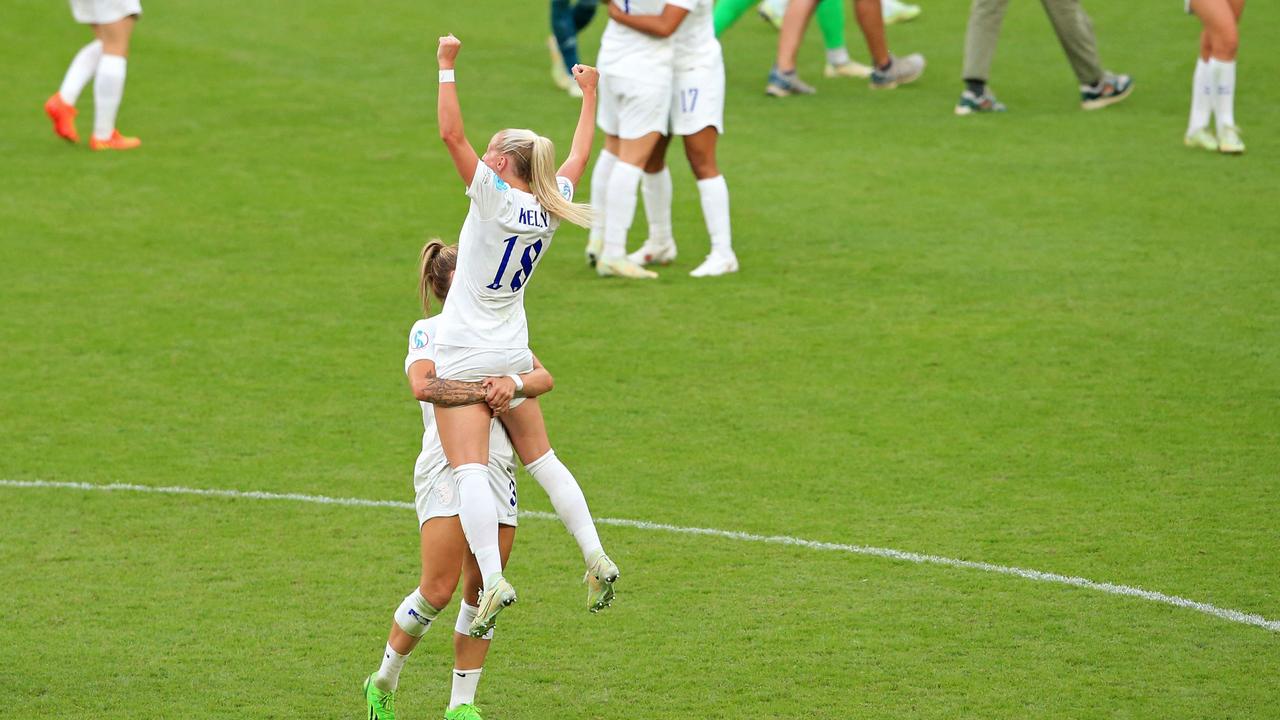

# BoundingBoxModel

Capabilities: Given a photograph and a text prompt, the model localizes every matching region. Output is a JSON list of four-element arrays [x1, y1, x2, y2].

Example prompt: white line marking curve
[[3, 478, 1276, 634]]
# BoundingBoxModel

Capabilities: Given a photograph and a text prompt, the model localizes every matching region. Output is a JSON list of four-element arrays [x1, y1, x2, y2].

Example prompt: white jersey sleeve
[[405, 317, 436, 375], [465, 160, 508, 221], [557, 176, 575, 203]]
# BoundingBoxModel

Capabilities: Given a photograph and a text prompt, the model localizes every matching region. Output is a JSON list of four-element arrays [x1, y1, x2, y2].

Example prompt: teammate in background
[[44, 0, 142, 150], [1183, 0, 1245, 153], [585, 0, 686, 279], [720, 0, 873, 79], [607, 0, 738, 276], [548, 0, 601, 97], [363, 241, 559, 720], [768, 0, 925, 95], [756, 0, 922, 29], [434, 35, 618, 636], [955, 0, 1132, 114]]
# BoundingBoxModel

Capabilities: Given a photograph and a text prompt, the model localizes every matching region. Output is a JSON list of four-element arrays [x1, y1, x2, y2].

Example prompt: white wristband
[[439, 69, 455, 83], [507, 373, 524, 395]]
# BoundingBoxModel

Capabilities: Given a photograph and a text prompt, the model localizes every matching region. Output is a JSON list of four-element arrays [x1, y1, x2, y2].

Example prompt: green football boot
[[585, 552, 620, 613], [1184, 127, 1218, 151], [445, 703, 485, 720], [364, 675, 396, 720], [469, 574, 517, 638]]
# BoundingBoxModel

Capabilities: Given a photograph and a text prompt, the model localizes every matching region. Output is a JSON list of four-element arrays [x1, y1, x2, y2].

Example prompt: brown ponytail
[[418, 239, 458, 315]]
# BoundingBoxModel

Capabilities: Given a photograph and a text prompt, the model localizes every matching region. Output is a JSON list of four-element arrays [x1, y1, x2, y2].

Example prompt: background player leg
[[817, 0, 872, 78], [957, 0, 1011, 112], [45, 36, 103, 143], [599, 132, 662, 279], [767, 0, 820, 96], [1185, 28, 1216, 149], [90, 16, 140, 150], [1192, 0, 1244, 153], [1039, 0, 1133, 110], [630, 135, 678, 266], [683, 127, 738, 278]]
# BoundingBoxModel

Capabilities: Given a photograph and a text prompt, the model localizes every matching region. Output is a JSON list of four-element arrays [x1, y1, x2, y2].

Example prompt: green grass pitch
[[2, 0, 1278, 717]]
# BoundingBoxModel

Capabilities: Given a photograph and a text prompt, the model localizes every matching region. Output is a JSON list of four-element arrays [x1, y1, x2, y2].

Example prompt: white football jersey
[[405, 316, 516, 475], [434, 159, 574, 350], [598, 0, 696, 81], [672, 0, 721, 71]]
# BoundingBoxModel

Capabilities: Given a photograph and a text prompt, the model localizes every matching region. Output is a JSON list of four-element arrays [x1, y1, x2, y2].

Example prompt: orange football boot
[[44, 93, 79, 143], [89, 130, 142, 151]]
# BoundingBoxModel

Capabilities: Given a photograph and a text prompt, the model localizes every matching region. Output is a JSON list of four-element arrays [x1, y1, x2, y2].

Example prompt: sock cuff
[[696, 175, 727, 190], [86, 39, 104, 52], [98, 54, 127, 71], [644, 166, 671, 179], [598, 149, 618, 162], [452, 668, 484, 675], [454, 462, 488, 476], [525, 449, 558, 474], [384, 642, 408, 660], [612, 162, 643, 180]]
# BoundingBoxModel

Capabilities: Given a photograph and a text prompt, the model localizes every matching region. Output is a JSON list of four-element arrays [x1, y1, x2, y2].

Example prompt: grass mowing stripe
[[4, 478, 1276, 634]]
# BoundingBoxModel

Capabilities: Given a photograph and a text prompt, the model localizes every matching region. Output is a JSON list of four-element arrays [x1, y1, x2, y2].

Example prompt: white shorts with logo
[[414, 457, 519, 528], [70, 0, 141, 24], [598, 72, 673, 140], [671, 62, 726, 136], [434, 344, 533, 382]]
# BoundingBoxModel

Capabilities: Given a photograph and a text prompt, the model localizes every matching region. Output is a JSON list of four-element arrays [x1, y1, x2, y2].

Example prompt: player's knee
[[1216, 26, 1239, 57], [395, 588, 445, 638]]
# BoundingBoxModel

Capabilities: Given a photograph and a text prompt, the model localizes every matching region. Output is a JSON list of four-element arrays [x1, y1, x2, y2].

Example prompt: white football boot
[[689, 251, 739, 278], [597, 256, 658, 279], [627, 238, 678, 266]]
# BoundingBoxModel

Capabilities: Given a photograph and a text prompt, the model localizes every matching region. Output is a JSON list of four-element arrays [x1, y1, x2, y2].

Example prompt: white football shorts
[[414, 458, 519, 528], [670, 62, 726, 136], [70, 0, 142, 24], [433, 344, 533, 384], [598, 72, 673, 140]]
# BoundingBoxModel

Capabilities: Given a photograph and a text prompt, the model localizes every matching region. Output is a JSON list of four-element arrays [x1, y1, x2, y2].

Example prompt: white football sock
[[1208, 58, 1236, 130], [92, 54, 128, 140], [589, 150, 617, 244], [1187, 57, 1213, 134], [641, 167, 674, 244], [58, 40, 103, 106], [603, 162, 643, 260], [696, 176, 733, 255], [454, 603, 493, 640], [454, 464, 503, 583], [826, 47, 851, 67], [526, 450, 603, 565], [449, 668, 483, 710], [374, 643, 409, 692]]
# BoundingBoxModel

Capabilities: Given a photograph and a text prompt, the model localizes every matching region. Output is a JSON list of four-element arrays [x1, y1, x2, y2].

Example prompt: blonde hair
[[495, 129, 593, 229], [418, 239, 458, 315]]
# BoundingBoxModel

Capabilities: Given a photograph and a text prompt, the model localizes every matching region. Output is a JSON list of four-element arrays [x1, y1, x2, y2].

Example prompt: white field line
[[3, 478, 1277, 634]]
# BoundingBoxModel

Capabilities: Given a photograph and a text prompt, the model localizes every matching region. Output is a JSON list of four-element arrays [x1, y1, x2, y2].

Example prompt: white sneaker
[[689, 251, 739, 278], [882, 0, 922, 24], [597, 256, 659, 279], [627, 238, 677, 266], [1217, 125, 1245, 154], [824, 60, 873, 79], [585, 234, 603, 266], [548, 36, 571, 91]]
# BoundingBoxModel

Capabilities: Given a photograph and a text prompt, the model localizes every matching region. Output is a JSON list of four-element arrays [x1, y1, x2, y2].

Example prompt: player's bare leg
[[446, 526, 516, 719]]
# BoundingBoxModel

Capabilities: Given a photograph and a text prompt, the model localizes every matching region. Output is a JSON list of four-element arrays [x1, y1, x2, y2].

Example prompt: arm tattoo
[[416, 369, 488, 407]]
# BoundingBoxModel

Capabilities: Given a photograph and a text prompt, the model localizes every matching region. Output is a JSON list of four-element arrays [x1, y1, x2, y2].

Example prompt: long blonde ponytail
[[496, 129, 593, 229], [418, 239, 457, 316]]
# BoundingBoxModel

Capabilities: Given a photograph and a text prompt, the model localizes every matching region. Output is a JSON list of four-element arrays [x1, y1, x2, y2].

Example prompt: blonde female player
[[363, 241, 557, 720], [44, 0, 142, 150], [433, 35, 619, 636], [1183, 0, 1246, 154], [607, 0, 739, 277]]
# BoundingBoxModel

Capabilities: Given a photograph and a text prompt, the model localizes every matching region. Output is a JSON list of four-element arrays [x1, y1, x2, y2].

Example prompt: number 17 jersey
[[434, 159, 575, 350]]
